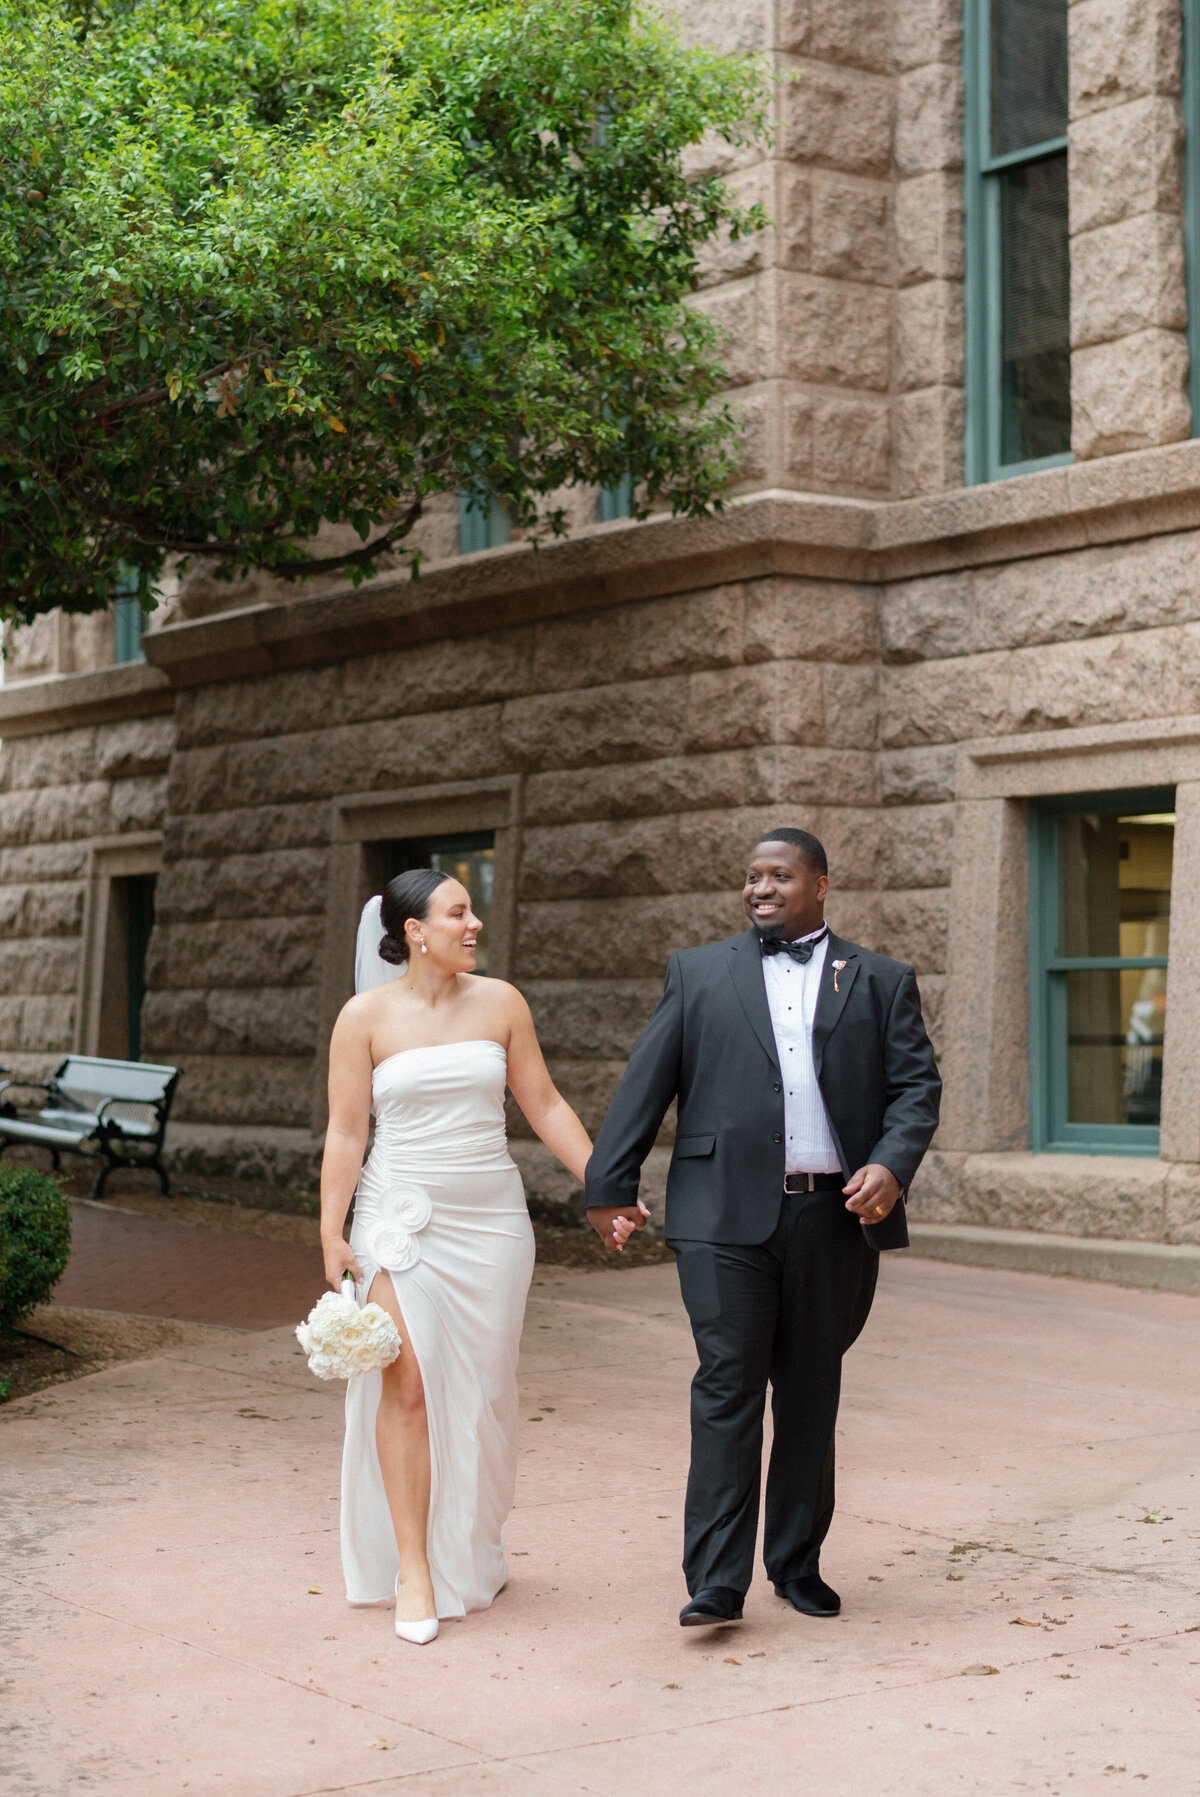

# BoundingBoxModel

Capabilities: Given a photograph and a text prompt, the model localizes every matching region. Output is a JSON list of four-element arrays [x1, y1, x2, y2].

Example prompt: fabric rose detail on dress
[[369, 1183, 433, 1272]]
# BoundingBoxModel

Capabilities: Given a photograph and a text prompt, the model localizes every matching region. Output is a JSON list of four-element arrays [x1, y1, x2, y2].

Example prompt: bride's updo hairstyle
[[378, 868, 452, 965]]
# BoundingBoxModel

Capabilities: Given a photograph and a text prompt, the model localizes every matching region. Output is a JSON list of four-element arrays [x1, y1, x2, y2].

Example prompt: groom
[[585, 828, 941, 1626]]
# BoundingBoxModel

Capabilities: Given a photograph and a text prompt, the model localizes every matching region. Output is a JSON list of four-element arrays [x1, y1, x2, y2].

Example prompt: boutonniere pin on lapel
[[831, 959, 848, 993]]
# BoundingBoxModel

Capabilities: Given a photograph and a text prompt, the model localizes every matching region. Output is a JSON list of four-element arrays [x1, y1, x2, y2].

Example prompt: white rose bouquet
[[296, 1276, 403, 1381]]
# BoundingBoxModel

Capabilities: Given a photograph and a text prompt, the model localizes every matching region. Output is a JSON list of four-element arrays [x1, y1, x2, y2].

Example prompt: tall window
[[964, 0, 1072, 482], [458, 488, 511, 555], [97, 872, 158, 1060], [598, 475, 633, 523], [381, 832, 496, 971], [112, 563, 145, 663], [1029, 792, 1174, 1154]]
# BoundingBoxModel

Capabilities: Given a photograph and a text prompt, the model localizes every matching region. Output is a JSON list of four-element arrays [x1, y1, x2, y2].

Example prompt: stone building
[[5, 0, 1200, 1277]]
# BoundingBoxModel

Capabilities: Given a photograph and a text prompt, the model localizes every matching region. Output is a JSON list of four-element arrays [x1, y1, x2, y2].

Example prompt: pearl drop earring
[[420, 941, 428, 954]]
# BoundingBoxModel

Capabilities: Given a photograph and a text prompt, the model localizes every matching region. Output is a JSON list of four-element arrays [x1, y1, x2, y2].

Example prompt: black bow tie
[[759, 928, 828, 964]]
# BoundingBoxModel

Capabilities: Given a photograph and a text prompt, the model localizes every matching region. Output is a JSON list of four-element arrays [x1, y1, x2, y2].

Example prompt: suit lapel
[[812, 934, 860, 1078], [725, 932, 780, 1073]]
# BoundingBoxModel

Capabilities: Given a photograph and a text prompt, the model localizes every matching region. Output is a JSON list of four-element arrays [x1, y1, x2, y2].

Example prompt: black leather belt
[[783, 1172, 843, 1194]]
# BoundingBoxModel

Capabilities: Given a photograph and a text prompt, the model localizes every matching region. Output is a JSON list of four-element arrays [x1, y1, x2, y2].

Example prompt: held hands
[[587, 1200, 652, 1252], [842, 1163, 901, 1222], [322, 1234, 364, 1291]]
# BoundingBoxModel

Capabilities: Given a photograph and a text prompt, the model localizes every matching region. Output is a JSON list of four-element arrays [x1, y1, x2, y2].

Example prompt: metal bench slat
[[54, 1056, 178, 1105]]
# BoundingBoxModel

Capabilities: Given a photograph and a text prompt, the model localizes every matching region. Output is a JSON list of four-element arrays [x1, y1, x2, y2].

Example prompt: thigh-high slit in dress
[[340, 1040, 535, 1618]]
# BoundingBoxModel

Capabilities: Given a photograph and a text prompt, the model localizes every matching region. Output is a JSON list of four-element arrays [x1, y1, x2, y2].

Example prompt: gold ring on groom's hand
[[873, 1205, 885, 1217]]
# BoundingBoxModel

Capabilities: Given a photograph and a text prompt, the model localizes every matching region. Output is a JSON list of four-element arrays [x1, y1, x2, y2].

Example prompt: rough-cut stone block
[[781, 60, 892, 176], [519, 818, 685, 900], [110, 774, 168, 834], [0, 843, 90, 884], [877, 804, 955, 890], [1004, 621, 1200, 733], [802, 805, 878, 888], [766, 746, 880, 808], [148, 917, 324, 991], [524, 752, 751, 827], [775, 166, 812, 271], [895, 63, 964, 176], [176, 667, 345, 750], [819, 664, 880, 748], [154, 859, 217, 924], [1069, 0, 1182, 118], [339, 629, 535, 727], [168, 1055, 314, 1128], [142, 986, 320, 1058], [878, 746, 959, 806], [696, 162, 774, 288], [876, 888, 949, 973], [782, 386, 815, 481], [515, 893, 742, 980], [743, 578, 878, 666], [211, 849, 329, 920], [663, 0, 767, 56], [905, 1148, 968, 1220], [526, 1057, 633, 1136], [691, 277, 767, 386], [895, 172, 964, 286], [166, 803, 329, 861], [777, 0, 890, 71], [1071, 328, 1191, 458], [779, 273, 891, 391], [824, 889, 878, 948], [1163, 1164, 1200, 1243], [953, 1151, 1168, 1240], [893, 0, 962, 70], [729, 386, 772, 486], [1069, 94, 1182, 234], [523, 979, 663, 1058], [0, 783, 114, 848], [895, 386, 966, 497], [0, 728, 95, 794], [882, 571, 972, 664], [501, 680, 688, 772], [0, 882, 84, 941], [1071, 212, 1187, 347], [2, 612, 60, 681], [895, 282, 964, 391], [687, 663, 828, 754], [93, 716, 176, 781], [532, 588, 743, 693], [812, 396, 892, 494], [810, 173, 890, 284], [0, 938, 80, 995], [881, 653, 1011, 748]]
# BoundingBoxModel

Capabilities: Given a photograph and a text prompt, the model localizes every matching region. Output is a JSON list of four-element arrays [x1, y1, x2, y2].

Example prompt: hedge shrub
[[0, 1166, 71, 1332]]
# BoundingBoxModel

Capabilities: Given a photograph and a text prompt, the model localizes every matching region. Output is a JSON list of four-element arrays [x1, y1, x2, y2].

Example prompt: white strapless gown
[[340, 1040, 535, 1617]]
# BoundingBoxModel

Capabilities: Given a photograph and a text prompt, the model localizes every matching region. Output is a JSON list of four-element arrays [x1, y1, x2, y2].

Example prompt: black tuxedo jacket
[[584, 929, 941, 1251]]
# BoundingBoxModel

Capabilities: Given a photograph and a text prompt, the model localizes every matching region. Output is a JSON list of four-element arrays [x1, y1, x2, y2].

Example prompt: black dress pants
[[673, 1189, 878, 1598]]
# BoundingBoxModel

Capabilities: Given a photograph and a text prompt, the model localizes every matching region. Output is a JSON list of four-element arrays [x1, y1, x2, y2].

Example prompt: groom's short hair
[[754, 827, 828, 877]]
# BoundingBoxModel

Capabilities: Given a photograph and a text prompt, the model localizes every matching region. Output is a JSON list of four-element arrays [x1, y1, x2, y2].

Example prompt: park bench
[[0, 1055, 180, 1200]]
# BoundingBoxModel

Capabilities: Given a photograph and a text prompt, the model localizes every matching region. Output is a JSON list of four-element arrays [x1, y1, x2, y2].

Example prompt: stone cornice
[[0, 659, 171, 739], [11, 438, 1200, 701]]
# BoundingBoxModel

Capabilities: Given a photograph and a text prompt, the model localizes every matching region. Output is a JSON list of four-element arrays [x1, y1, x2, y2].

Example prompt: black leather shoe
[[774, 1574, 840, 1616], [679, 1586, 744, 1627]]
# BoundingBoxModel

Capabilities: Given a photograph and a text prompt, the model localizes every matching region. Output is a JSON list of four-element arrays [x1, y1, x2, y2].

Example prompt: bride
[[321, 868, 636, 1644]]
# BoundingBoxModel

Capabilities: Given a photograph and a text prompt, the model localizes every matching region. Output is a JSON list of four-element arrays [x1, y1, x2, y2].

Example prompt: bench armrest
[[95, 1095, 164, 1133]]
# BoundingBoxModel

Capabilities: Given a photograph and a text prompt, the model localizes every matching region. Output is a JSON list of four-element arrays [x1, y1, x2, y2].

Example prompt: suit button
[[773, 1083, 782, 1093], [772, 1132, 782, 1143]]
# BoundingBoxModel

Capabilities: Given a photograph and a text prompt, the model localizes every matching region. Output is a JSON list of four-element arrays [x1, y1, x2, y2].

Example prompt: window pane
[[1057, 812, 1174, 959], [991, 0, 1068, 158], [1065, 969, 1166, 1126], [1000, 153, 1071, 464], [382, 833, 495, 972]]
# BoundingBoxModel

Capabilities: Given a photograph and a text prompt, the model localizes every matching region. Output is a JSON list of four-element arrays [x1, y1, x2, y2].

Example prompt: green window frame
[[1028, 788, 1174, 1156], [963, 0, 1073, 483], [458, 488, 511, 555], [598, 475, 633, 523], [1184, 0, 1200, 431]]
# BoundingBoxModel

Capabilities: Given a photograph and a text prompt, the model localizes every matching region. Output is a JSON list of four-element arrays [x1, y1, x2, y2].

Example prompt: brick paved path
[[55, 1199, 327, 1329]]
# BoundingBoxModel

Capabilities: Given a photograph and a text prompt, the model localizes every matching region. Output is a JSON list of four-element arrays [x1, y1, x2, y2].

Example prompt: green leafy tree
[[0, 0, 768, 624]]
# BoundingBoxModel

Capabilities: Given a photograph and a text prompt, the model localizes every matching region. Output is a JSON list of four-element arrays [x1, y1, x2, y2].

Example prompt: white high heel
[[394, 1575, 439, 1646]]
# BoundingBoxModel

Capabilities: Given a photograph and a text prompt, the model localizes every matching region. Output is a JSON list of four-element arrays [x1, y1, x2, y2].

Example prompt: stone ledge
[[0, 661, 172, 740], [907, 1220, 1200, 1293], [133, 442, 1200, 687]]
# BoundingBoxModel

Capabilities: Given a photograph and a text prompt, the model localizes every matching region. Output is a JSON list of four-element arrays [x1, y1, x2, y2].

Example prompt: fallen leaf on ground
[[723, 1657, 741, 1665], [367, 1739, 398, 1751], [1010, 1618, 1039, 1627], [307, 1586, 322, 1594], [961, 1664, 998, 1677]]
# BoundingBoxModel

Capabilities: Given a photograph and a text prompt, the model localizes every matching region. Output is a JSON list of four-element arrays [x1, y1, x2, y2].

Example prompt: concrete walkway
[[3, 1255, 1199, 1797]]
